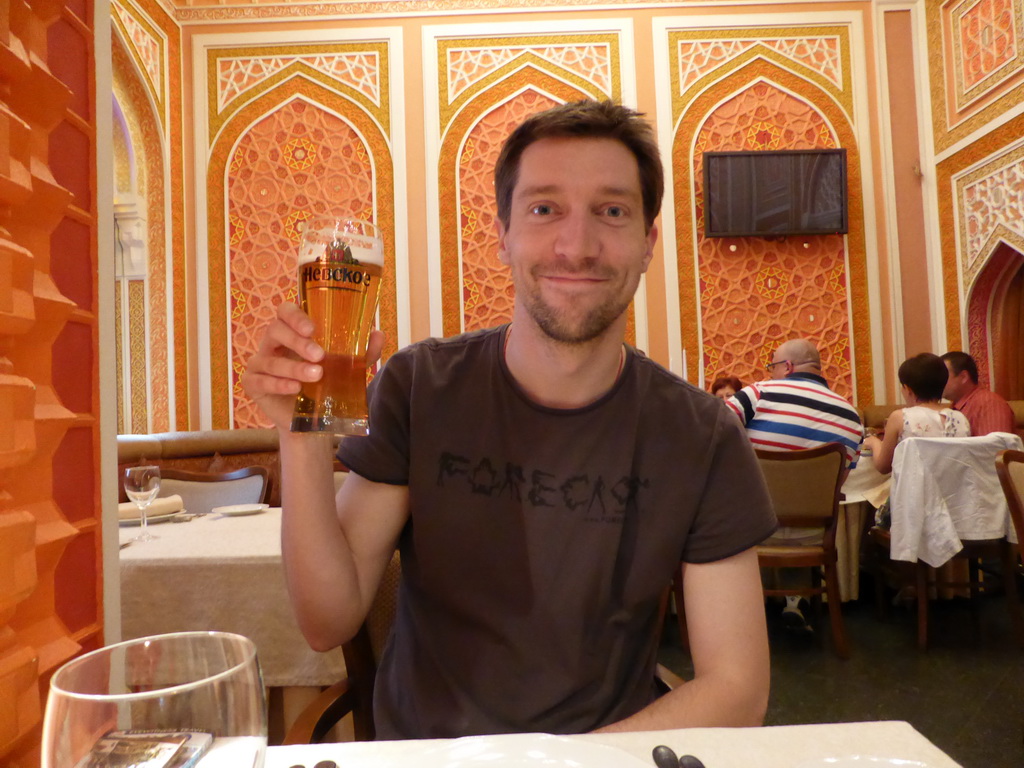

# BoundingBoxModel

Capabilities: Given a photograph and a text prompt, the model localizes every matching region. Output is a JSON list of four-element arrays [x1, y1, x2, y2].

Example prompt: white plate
[[287, 734, 651, 768], [796, 758, 932, 768], [118, 509, 184, 526], [212, 503, 270, 517]]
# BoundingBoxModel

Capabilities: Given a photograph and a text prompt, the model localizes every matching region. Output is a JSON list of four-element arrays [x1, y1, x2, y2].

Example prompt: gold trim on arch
[[206, 42, 391, 141], [437, 74, 624, 339], [668, 26, 853, 126], [673, 58, 872, 405], [206, 80, 397, 428], [111, 0, 167, 128], [436, 34, 620, 128]]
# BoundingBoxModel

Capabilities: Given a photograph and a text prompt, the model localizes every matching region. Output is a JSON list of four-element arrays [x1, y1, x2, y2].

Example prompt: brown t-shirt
[[338, 325, 776, 739]]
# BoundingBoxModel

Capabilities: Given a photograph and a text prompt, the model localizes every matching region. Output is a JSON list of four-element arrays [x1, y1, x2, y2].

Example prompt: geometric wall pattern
[[457, 92, 559, 333], [217, 51, 382, 112], [664, 18, 869, 403], [113, 32, 170, 433], [952, 0, 1021, 104], [111, 0, 166, 127], [692, 83, 854, 401], [668, 27, 854, 124], [112, 0, 187, 429], [929, 0, 1024, 152], [434, 32, 622, 337], [205, 40, 397, 429], [678, 35, 844, 94], [227, 101, 375, 429], [957, 146, 1024, 289]]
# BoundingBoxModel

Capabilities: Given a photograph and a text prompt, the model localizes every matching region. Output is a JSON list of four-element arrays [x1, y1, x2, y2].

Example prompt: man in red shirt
[[940, 351, 1014, 436]]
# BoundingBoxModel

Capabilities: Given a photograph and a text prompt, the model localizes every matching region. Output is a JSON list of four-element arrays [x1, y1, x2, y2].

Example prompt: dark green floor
[[657, 584, 1024, 768]]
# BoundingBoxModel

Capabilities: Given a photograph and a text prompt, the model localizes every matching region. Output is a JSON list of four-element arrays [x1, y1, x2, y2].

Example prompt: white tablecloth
[[119, 508, 345, 687], [264, 721, 960, 767]]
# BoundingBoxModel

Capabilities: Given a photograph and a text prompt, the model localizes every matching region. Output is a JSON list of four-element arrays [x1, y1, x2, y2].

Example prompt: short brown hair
[[493, 99, 664, 232]]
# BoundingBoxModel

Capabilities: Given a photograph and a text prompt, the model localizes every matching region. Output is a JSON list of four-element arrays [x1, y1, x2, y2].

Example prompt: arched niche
[[966, 241, 1024, 398]]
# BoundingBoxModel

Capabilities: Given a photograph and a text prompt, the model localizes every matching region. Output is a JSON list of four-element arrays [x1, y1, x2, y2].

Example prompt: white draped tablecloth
[[119, 508, 345, 688], [263, 721, 961, 768], [834, 452, 891, 601]]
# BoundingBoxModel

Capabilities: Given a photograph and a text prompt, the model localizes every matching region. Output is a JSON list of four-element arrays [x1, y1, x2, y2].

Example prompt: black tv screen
[[703, 149, 848, 237]]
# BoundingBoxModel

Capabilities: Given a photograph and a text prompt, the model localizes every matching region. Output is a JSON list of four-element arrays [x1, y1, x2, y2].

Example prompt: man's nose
[[553, 210, 599, 261]]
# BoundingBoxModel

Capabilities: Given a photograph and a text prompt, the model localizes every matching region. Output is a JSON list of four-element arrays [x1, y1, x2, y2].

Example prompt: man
[[725, 339, 863, 631], [940, 351, 1014, 436], [243, 100, 776, 739]]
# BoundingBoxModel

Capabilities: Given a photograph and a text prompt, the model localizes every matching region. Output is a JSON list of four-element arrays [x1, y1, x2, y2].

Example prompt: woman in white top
[[863, 352, 970, 474]]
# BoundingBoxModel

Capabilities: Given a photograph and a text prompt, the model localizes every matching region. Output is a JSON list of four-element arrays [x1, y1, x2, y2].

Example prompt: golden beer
[[290, 218, 384, 436]]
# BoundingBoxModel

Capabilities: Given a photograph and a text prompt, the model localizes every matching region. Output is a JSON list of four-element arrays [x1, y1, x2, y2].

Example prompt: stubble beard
[[521, 265, 636, 345]]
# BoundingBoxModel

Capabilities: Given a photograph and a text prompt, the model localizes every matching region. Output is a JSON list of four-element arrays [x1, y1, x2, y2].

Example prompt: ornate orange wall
[[931, 0, 1024, 390], [0, 0, 103, 763], [432, 31, 627, 338], [202, 39, 399, 428], [664, 22, 872, 403], [111, 0, 186, 428]]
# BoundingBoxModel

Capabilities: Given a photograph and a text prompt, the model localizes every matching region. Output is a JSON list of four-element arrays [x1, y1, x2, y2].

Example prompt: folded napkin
[[118, 494, 184, 520]]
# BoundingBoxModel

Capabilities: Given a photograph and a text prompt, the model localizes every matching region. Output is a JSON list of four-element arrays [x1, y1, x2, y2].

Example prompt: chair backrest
[[996, 448, 1024, 545], [342, 550, 401, 740], [158, 466, 269, 516], [755, 443, 846, 531]]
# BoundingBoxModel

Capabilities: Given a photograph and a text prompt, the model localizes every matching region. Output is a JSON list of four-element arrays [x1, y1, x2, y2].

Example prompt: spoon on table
[[653, 744, 706, 768]]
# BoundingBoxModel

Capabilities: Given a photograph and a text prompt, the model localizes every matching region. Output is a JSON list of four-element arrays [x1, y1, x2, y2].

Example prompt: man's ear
[[640, 222, 659, 273], [495, 217, 510, 266]]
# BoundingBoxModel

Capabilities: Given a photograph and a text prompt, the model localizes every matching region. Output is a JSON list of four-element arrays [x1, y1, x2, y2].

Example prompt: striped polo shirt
[[725, 372, 864, 467]]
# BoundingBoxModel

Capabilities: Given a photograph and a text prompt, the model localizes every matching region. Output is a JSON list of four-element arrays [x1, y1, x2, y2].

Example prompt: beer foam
[[297, 222, 384, 268]]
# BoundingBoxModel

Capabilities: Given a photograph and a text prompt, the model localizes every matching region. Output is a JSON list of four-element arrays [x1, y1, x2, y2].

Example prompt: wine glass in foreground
[[42, 631, 267, 768], [124, 465, 161, 542]]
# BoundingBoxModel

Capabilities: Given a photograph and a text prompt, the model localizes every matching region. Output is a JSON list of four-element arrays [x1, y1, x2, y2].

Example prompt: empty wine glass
[[124, 465, 161, 542], [42, 631, 267, 768]]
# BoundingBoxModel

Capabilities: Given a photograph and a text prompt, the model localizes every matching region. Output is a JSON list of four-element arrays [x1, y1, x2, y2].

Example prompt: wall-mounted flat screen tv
[[703, 149, 848, 237]]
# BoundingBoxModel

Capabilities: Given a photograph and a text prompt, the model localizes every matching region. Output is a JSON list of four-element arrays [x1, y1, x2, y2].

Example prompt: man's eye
[[604, 206, 625, 218], [530, 204, 553, 215]]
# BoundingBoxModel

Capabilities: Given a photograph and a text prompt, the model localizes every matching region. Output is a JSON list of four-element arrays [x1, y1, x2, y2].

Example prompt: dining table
[[834, 450, 890, 601], [259, 720, 961, 767], [118, 506, 346, 738]]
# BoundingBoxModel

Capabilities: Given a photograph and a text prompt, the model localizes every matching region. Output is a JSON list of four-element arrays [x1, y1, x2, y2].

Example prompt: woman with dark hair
[[863, 353, 970, 474], [710, 375, 743, 400]]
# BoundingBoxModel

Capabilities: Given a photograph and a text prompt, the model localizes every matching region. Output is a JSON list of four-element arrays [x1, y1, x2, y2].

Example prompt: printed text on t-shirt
[[437, 451, 649, 523]]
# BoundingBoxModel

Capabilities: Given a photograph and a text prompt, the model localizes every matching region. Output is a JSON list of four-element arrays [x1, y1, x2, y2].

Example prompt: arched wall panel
[[666, 35, 871, 403], [202, 38, 400, 429]]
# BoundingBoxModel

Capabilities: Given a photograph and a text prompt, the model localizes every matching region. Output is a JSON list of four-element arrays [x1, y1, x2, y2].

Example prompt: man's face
[[768, 351, 790, 380], [943, 360, 966, 401], [495, 136, 657, 345]]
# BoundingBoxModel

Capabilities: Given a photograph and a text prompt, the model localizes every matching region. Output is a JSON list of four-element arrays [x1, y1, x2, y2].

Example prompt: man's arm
[[242, 302, 406, 651], [594, 547, 769, 731], [277, 437, 408, 651]]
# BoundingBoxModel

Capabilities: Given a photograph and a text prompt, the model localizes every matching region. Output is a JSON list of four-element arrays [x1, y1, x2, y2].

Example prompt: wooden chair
[[158, 466, 270, 516], [996, 448, 1024, 547], [284, 551, 402, 743], [754, 443, 850, 659], [867, 437, 1024, 650], [284, 553, 684, 743]]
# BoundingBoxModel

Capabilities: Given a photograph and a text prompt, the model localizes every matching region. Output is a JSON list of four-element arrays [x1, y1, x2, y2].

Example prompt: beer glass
[[290, 216, 384, 436]]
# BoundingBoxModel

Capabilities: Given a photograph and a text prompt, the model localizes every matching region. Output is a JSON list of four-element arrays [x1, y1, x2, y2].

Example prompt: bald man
[[725, 339, 863, 632]]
